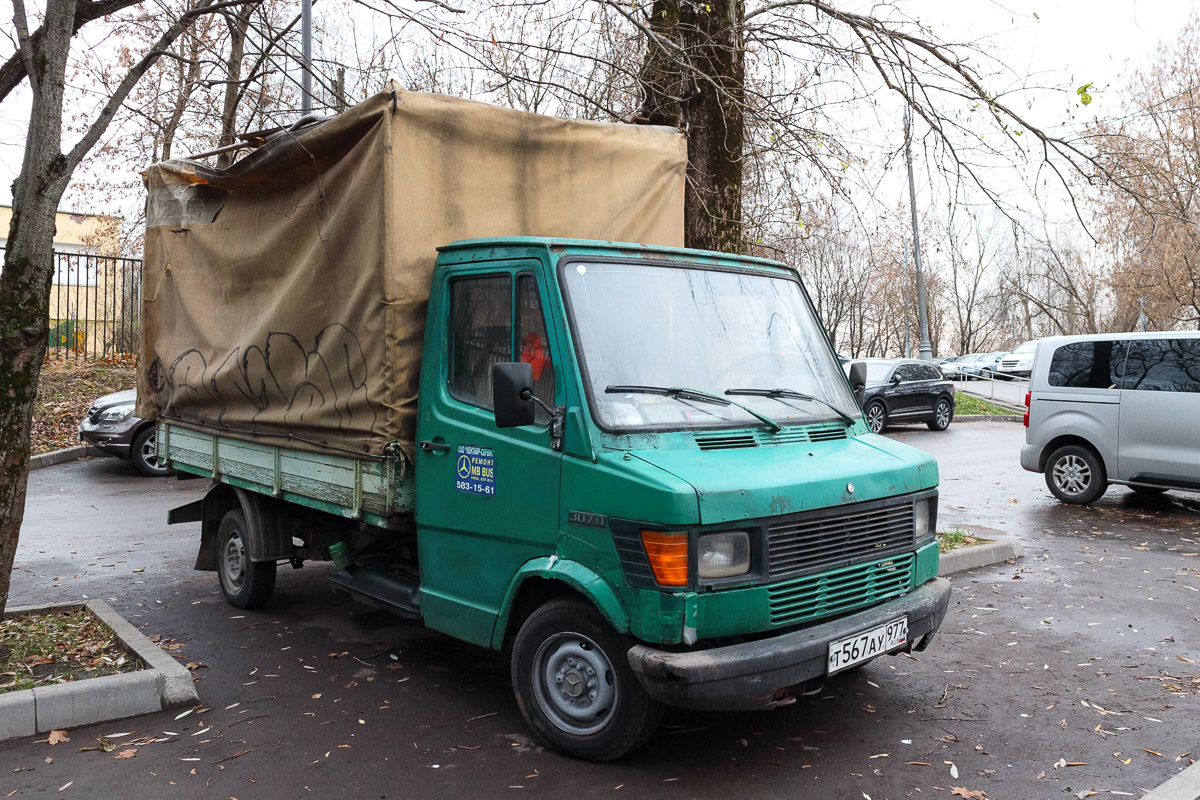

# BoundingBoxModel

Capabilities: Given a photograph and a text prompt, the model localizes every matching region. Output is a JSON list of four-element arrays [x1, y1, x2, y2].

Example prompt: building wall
[[1, 206, 133, 356]]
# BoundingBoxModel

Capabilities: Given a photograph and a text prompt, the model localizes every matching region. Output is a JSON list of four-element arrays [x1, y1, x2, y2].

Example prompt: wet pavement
[[2, 422, 1198, 799]]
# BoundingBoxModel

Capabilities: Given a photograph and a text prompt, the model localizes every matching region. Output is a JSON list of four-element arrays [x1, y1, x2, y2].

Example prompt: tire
[[511, 598, 663, 761], [1131, 485, 1168, 496], [864, 401, 888, 434], [1045, 445, 1107, 505], [216, 509, 276, 609], [131, 426, 172, 477], [927, 397, 953, 431]]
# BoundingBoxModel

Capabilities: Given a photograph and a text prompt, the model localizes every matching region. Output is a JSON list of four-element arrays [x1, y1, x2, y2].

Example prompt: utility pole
[[902, 244, 911, 358], [904, 106, 933, 361], [301, 0, 313, 114]]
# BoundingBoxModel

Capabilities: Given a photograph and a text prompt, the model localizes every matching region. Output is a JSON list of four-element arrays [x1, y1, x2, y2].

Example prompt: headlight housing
[[697, 531, 751, 579], [99, 403, 135, 422], [913, 498, 932, 539]]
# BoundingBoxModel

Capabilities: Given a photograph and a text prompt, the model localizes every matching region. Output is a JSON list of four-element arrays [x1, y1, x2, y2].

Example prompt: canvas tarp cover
[[138, 86, 686, 461]]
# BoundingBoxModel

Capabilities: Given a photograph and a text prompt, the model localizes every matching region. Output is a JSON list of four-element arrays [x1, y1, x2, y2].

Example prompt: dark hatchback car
[[77, 389, 170, 476], [851, 358, 956, 433]]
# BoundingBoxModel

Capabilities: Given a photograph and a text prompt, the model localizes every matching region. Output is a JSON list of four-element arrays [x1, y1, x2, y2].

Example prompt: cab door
[[415, 265, 564, 646]]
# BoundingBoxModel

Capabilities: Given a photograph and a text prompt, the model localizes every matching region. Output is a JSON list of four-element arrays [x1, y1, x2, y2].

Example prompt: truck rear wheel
[[511, 598, 662, 761], [217, 509, 276, 609]]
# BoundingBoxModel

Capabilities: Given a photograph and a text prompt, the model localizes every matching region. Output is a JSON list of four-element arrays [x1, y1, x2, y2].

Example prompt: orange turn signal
[[641, 530, 689, 587]]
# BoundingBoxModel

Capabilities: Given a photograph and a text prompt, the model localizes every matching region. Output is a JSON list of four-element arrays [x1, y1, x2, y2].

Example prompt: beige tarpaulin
[[138, 86, 686, 461]]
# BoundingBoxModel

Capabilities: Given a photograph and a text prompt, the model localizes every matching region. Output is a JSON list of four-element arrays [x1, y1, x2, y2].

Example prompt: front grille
[[1000, 358, 1019, 368], [767, 553, 914, 626], [767, 499, 915, 580]]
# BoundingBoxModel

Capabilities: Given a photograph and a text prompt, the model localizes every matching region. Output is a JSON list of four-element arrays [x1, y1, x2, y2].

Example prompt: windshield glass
[[561, 260, 859, 430]]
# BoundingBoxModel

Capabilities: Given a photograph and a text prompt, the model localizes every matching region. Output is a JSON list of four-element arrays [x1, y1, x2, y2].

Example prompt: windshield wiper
[[725, 388, 858, 427], [605, 385, 782, 432]]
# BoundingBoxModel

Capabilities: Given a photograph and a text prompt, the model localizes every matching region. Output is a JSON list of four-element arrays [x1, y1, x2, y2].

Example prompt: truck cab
[[411, 237, 949, 758]]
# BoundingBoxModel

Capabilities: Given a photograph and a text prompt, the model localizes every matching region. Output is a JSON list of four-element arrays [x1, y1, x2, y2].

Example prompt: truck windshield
[[562, 260, 860, 431]]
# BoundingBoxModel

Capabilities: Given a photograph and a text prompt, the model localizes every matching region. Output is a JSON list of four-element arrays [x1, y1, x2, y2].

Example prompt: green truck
[[142, 88, 949, 760]]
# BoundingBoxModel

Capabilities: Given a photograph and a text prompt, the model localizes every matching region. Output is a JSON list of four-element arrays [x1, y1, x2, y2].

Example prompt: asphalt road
[[3, 423, 1198, 799]]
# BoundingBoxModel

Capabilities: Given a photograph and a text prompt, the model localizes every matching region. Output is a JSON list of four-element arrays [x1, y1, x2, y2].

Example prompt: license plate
[[827, 617, 908, 674]]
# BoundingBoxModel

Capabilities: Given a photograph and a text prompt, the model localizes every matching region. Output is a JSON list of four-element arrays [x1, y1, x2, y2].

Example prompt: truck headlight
[[99, 403, 135, 422], [698, 531, 750, 579], [913, 499, 932, 538]]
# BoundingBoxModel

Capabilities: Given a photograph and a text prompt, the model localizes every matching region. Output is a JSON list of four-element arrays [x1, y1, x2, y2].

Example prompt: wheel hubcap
[[1053, 455, 1091, 495], [533, 633, 617, 735], [867, 406, 884, 432], [142, 433, 161, 469], [937, 402, 950, 426], [222, 531, 246, 590]]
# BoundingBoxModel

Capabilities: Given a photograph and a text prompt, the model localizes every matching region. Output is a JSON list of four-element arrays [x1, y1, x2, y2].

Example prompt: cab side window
[[894, 364, 921, 383], [517, 275, 556, 422], [450, 275, 512, 408]]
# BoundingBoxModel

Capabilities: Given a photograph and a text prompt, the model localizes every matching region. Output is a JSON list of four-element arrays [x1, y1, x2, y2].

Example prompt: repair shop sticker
[[455, 445, 496, 496]]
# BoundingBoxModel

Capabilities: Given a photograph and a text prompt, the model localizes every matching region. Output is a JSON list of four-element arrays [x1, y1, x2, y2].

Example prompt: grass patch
[[937, 527, 991, 554], [954, 391, 1015, 416], [0, 607, 144, 694], [33, 355, 137, 455]]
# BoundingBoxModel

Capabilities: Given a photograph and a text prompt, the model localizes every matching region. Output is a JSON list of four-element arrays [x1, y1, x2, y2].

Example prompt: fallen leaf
[[1144, 749, 1164, 757], [949, 763, 959, 779], [174, 708, 195, 720], [951, 789, 987, 799], [58, 782, 72, 792], [47, 730, 69, 745], [113, 748, 137, 759]]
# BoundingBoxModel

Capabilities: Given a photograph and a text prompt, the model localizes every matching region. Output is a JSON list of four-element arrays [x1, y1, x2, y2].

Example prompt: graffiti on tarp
[[147, 323, 379, 437]]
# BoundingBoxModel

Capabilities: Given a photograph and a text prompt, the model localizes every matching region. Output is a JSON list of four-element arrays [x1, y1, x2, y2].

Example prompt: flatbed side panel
[[162, 423, 415, 519]]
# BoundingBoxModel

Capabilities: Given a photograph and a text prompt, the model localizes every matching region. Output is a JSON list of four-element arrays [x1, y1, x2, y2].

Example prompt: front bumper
[[626, 577, 951, 711], [77, 417, 138, 457]]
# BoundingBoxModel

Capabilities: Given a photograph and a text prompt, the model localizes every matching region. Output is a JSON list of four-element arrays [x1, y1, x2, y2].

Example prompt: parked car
[[77, 389, 170, 477], [935, 355, 964, 378], [1021, 332, 1200, 504], [953, 351, 1007, 380], [849, 358, 956, 433], [998, 339, 1039, 379]]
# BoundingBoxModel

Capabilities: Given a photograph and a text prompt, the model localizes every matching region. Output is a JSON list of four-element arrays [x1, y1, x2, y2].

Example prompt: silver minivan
[[1021, 332, 1200, 504]]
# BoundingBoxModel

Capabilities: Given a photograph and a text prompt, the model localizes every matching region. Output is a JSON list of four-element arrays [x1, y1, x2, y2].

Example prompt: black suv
[[852, 358, 956, 433]]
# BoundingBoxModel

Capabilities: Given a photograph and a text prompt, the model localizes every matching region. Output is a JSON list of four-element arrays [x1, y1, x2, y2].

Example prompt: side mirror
[[848, 361, 867, 405], [890, 375, 902, 386], [492, 362, 536, 428]]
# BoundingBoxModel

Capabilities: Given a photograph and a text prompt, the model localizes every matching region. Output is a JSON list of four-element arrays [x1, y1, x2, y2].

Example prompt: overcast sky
[[1, 0, 1197, 213]]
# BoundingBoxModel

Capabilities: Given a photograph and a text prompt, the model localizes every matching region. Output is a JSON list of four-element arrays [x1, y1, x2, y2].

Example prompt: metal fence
[[2, 249, 142, 360]]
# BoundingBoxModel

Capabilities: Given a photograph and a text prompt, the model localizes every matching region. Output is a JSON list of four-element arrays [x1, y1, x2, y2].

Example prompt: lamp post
[[301, 0, 313, 114]]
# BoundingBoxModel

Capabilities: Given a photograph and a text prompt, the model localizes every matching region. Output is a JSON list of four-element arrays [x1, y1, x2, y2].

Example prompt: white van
[[1021, 332, 1200, 504]]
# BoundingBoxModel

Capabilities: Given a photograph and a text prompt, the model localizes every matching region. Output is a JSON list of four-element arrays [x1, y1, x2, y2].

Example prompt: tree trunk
[[0, 0, 77, 616], [640, 0, 745, 253], [217, 6, 251, 168]]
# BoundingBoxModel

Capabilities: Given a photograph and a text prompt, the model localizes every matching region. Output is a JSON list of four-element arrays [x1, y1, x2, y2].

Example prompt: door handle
[[419, 440, 450, 454]]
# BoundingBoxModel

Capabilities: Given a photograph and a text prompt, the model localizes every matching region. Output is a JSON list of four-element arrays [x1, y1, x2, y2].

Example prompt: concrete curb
[[28, 445, 103, 471], [953, 414, 1023, 423], [1140, 758, 1200, 800], [0, 599, 199, 742], [938, 537, 1024, 576]]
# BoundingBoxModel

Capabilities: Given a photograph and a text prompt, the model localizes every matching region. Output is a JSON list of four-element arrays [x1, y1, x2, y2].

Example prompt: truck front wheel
[[217, 509, 277, 609], [511, 598, 662, 761]]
